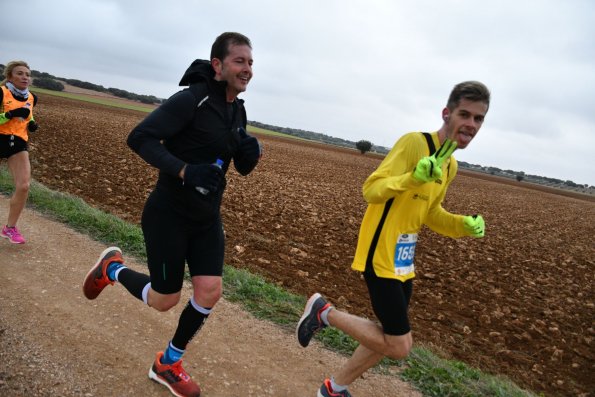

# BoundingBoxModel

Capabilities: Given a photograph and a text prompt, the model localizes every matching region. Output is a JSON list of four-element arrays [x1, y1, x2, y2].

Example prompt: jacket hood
[[179, 59, 215, 86]]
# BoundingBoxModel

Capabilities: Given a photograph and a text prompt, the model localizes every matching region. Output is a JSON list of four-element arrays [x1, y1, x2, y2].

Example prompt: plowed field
[[26, 94, 595, 397]]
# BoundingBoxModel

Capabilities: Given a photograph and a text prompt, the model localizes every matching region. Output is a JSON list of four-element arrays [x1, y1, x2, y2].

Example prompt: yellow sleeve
[[362, 132, 426, 204]]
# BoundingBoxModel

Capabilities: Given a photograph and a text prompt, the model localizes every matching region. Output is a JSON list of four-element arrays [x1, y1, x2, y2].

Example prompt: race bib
[[394, 233, 417, 276]]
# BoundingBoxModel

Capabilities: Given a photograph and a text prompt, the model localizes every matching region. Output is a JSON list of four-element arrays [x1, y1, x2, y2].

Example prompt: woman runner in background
[[0, 60, 39, 244]]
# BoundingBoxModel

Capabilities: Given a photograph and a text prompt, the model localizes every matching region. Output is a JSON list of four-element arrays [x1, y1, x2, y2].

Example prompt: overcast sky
[[2, 0, 594, 186]]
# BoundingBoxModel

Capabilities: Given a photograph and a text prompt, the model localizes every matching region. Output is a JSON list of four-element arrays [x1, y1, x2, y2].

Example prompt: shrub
[[65, 79, 107, 92], [355, 139, 372, 154], [33, 77, 65, 91]]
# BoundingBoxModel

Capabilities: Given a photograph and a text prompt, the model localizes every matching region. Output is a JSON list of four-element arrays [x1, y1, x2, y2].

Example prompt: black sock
[[117, 268, 151, 302], [171, 299, 211, 350]]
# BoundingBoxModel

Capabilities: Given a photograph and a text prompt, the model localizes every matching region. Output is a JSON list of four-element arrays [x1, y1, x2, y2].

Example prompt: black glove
[[183, 163, 224, 193], [238, 127, 261, 162], [28, 120, 39, 132], [6, 107, 31, 119]]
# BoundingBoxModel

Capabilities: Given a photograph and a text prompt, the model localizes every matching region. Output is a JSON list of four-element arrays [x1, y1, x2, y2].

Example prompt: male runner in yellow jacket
[[297, 81, 490, 397]]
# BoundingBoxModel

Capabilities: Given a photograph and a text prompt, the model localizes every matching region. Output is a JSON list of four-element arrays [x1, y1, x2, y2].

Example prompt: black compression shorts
[[141, 189, 225, 295], [0, 134, 28, 159], [364, 268, 413, 336]]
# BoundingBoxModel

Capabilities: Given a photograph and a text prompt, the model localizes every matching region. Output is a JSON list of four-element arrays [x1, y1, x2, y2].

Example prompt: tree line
[[0, 64, 162, 105], [249, 120, 387, 154]]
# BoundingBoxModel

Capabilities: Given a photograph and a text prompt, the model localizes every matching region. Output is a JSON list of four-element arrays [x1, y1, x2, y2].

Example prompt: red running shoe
[[149, 351, 201, 397], [82, 247, 123, 300]]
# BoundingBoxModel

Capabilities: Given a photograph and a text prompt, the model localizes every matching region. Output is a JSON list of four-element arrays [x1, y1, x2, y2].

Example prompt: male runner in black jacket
[[83, 32, 260, 397]]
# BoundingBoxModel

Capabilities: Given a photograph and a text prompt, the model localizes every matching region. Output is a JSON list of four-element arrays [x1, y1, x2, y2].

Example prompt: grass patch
[[246, 125, 309, 141], [222, 265, 304, 326], [0, 164, 537, 396], [402, 348, 541, 397], [247, 125, 291, 137]]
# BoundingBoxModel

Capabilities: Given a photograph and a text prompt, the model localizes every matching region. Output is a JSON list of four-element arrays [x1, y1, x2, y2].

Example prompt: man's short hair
[[447, 81, 491, 111], [210, 32, 252, 61]]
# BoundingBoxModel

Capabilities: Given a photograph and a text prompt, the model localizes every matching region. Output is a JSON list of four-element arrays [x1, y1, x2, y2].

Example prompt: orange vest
[[0, 86, 34, 142]]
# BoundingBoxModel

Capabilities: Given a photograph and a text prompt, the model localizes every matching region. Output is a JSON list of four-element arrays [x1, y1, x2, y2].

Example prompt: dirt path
[[0, 195, 420, 397]]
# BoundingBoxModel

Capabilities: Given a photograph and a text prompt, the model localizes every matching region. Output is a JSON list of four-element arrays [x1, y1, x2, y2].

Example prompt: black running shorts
[[141, 189, 225, 295], [0, 134, 28, 159], [364, 268, 413, 336]]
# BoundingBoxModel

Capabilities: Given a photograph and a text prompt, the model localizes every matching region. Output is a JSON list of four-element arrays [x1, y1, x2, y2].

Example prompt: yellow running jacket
[[351, 131, 470, 281]]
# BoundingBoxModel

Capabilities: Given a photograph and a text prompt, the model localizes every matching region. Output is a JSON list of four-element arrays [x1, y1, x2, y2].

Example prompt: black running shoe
[[296, 293, 331, 347], [318, 378, 352, 397]]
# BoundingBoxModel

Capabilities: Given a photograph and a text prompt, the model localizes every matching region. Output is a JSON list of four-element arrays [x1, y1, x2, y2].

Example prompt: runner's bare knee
[[150, 294, 180, 312], [384, 333, 412, 360]]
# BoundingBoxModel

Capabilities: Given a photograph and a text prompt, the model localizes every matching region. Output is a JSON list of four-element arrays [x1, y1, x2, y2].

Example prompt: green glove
[[412, 138, 457, 183], [463, 214, 485, 238]]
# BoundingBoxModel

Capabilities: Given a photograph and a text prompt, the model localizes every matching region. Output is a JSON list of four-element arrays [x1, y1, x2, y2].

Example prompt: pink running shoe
[[1, 225, 26, 244]]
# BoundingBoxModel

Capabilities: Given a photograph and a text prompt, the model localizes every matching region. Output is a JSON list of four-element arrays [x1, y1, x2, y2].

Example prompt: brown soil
[[3, 93, 594, 396]]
